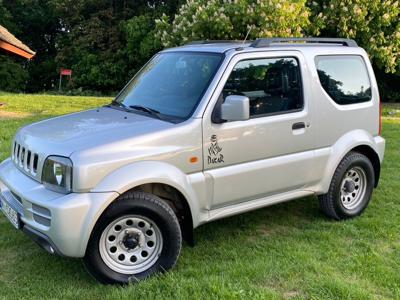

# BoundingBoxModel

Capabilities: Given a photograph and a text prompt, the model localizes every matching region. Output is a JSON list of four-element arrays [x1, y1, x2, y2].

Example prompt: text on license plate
[[0, 198, 20, 229]]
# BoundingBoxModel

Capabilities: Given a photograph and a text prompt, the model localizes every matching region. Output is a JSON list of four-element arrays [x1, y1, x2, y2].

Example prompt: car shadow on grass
[[193, 195, 324, 245], [4, 195, 325, 288]]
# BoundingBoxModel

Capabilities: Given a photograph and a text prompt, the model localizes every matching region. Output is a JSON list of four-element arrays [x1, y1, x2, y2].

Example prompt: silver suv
[[0, 38, 385, 284]]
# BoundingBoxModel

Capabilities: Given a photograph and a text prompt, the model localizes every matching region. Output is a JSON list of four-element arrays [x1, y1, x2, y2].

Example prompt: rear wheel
[[319, 151, 375, 220], [84, 191, 182, 284]]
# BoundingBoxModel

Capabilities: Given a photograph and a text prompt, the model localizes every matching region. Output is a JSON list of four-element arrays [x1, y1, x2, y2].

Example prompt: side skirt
[[207, 189, 314, 223]]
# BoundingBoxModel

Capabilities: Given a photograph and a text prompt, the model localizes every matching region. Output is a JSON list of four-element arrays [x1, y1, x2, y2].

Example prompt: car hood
[[16, 107, 175, 157]]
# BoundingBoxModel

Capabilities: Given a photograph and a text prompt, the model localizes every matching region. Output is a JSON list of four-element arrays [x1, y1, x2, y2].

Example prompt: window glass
[[222, 57, 303, 117], [316, 56, 371, 105], [115, 52, 222, 119]]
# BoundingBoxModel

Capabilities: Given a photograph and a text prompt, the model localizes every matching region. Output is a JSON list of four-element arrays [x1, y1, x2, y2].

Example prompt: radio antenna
[[242, 26, 253, 44]]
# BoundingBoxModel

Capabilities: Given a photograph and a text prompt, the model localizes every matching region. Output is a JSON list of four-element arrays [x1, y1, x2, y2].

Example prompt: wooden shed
[[0, 25, 35, 59]]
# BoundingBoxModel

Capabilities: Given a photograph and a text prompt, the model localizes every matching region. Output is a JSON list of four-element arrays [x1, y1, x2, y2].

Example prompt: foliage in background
[[0, 0, 16, 33], [53, 0, 183, 93], [53, 0, 137, 92], [157, 0, 399, 75], [376, 68, 400, 103], [0, 0, 183, 94], [156, 0, 311, 47], [1, 0, 62, 92], [156, 0, 400, 101], [123, 14, 162, 78], [0, 0, 399, 100], [309, 0, 400, 74], [0, 56, 28, 92]]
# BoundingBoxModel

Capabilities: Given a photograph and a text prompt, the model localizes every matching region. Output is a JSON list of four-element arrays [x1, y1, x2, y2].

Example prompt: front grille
[[12, 141, 39, 176]]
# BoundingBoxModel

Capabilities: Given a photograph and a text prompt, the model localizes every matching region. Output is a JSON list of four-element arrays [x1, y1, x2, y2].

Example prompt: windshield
[[114, 52, 223, 120]]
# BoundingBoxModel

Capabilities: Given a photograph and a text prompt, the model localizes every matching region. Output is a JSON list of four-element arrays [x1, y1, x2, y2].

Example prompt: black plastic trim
[[22, 225, 64, 256], [292, 122, 306, 130]]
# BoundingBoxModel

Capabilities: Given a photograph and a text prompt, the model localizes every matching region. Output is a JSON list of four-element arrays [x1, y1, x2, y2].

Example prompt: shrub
[[309, 0, 400, 73], [0, 56, 29, 92]]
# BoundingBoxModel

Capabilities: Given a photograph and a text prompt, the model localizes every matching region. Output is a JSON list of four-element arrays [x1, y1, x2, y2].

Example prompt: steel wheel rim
[[99, 215, 163, 275], [340, 166, 367, 210]]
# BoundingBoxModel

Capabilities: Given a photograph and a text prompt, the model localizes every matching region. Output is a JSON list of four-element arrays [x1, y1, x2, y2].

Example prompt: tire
[[319, 151, 375, 220], [83, 191, 182, 284]]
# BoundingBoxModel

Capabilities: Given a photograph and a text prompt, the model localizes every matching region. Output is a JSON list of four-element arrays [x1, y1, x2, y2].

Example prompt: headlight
[[42, 156, 72, 193]]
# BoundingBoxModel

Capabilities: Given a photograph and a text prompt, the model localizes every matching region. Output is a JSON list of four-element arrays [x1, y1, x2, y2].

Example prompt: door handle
[[292, 122, 306, 130]]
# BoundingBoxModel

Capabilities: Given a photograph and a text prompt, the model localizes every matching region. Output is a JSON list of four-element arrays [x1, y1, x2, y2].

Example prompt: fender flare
[[91, 160, 203, 228], [318, 130, 380, 193]]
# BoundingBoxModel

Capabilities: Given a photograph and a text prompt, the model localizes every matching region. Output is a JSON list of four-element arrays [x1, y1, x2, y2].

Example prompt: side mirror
[[220, 95, 250, 122]]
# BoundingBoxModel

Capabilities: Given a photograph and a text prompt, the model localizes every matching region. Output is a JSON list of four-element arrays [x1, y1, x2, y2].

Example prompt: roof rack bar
[[186, 40, 244, 45], [251, 37, 358, 48]]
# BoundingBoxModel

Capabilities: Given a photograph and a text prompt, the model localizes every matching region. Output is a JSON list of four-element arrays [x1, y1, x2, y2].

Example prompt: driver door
[[202, 51, 316, 209]]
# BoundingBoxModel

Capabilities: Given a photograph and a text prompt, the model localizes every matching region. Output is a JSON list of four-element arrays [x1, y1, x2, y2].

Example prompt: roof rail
[[186, 40, 244, 45], [250, 37, 358, 48]]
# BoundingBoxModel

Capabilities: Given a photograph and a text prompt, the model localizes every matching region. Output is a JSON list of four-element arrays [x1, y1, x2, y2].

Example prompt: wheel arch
[[130, 183, 195, 246], [350, 145, 381, 188], [90, 161, 203, 247], [318, 130, 382, 193], [92, 182, 195, 247]]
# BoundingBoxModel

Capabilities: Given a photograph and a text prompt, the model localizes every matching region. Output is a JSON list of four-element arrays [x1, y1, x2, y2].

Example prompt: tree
[[155, 0, 399, 101], [308, 0, 400, 74], [123, 1, 184, 78], [2, 0, 62, 92], [0, 0, 17, 33], [155, 0, 311, 47], [1, 0, 398, 100], [52, 0, 131, 92], [123, 14, 161, 78], [53, 0, 183, 93], [0, 56, 29, 92]]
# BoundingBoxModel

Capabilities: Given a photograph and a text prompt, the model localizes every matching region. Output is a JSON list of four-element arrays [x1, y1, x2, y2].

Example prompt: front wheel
[[83, 191, 182, 284], [319, 151, 375, 220]]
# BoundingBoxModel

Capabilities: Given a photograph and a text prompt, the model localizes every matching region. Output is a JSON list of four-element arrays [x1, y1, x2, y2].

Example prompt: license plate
[[0, 198, 21, 229]]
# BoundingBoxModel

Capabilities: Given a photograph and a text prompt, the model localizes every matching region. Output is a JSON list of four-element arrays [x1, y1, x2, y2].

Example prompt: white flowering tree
[[156, 0, 400, 76], [309, 0, 400, 73], [155, 0, 311, 47], [155, 0, 400, 100]]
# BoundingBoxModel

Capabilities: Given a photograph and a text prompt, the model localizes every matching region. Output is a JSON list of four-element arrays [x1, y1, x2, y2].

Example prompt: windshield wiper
[[129, 105, 163, 120], [107, 102, 167, 121], [106, 101, 129, 110]]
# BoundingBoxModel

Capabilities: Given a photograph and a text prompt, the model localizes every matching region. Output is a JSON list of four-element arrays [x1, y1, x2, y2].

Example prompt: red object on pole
[[59, 68, 72, 91], [60, 68, 72, 76]]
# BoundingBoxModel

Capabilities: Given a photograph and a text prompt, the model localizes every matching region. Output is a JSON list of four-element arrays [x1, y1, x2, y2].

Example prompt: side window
[[315, 55, 371, 105], [222, 57, 303, 117]]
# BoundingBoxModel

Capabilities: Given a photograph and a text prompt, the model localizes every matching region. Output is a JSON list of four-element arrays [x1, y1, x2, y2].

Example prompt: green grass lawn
[[0, 94, 399, 300]]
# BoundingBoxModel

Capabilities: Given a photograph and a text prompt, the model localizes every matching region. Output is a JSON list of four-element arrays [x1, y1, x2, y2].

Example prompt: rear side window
[[315, 55, 371, 105]]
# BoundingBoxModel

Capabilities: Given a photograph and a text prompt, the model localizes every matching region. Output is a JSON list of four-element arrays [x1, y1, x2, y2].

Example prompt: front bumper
[[0, 158, 118, 257]]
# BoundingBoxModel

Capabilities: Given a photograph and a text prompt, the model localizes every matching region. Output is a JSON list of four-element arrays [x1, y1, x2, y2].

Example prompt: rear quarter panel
[[305, 47, 380, 147], [302, 47, 381, 193]]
